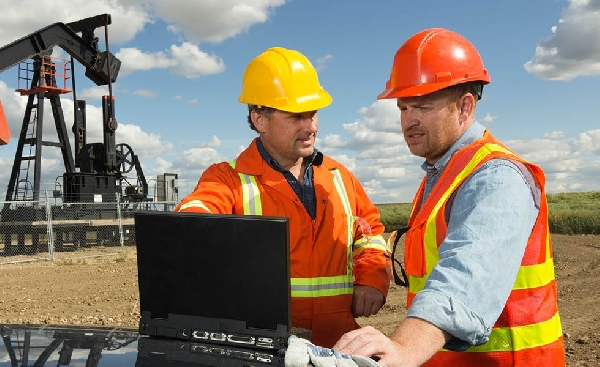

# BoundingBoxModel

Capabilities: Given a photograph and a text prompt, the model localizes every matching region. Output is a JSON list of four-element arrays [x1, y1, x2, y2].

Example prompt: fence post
[[116, 193, 124, 249], [44, 190, 55, 261]]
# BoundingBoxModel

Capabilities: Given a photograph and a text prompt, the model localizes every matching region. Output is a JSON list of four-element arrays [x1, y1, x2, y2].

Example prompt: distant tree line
[[377, 191, 600, 235]]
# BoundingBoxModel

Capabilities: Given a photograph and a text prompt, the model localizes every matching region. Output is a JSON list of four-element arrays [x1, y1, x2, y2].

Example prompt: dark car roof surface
[[0, 324, 284, 366]]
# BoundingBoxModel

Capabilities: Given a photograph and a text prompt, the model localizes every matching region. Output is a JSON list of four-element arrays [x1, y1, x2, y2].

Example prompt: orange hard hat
[[378, 28, 490, 100]]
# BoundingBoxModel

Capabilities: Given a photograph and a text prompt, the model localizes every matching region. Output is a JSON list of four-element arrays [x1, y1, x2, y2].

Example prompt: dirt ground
[[0, 234, 599, 366]]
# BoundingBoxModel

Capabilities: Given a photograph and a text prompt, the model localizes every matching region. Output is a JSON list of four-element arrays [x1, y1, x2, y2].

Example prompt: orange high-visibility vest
[[405, 131, 565, 366]]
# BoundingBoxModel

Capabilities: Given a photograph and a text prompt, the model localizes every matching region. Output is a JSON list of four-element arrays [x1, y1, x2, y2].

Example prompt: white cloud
[[114, 47, 175, 75], [316, 99, 600, 203], [524, 0, 600, 80], [570, 129, 600, 155], [479, 113, 499, 124], [329, 154, 356, 172], [0, 0, 149, 47], [1, 0, 599, 205], [317, 134, 347, 152], [174, 146, 224, 174], [198, 136, 222, 149], [0, 0, 286, 49], [115, 43, 225, 78], [0, 1, 284, 80], [543, 130, 566, 139], [79, 86, 114, 101], [169, 42, 226, 78], [315, 54, 333, 71], [115, 123, 172, 159], [147, 0, 287, 43]]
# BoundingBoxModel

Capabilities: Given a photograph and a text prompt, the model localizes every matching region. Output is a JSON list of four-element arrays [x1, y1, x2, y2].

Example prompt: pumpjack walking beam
[[0, 14, 121, 202], [0, 14, 120, 85]]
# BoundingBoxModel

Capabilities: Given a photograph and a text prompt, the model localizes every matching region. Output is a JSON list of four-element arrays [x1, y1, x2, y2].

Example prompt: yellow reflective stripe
[[413, 143, 517, 294], [331, 169, 353, 275], [178, 200, 212, 213], [453, 311, 563, 352], [411, 258, 557, 308], [352, 235, 387, 257], [229, 160, 262, 215], [513, 257, 555, 290], [408, 274, 427, 294], [291, 275, 354, 297]]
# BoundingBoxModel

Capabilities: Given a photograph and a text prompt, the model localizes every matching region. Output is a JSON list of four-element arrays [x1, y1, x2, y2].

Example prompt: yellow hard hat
[[238, 47, 332, 113]]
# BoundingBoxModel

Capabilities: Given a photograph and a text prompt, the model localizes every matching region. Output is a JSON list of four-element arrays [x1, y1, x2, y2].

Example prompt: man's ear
[[251, 110, 267, 133], [458, 93, 475, 122]]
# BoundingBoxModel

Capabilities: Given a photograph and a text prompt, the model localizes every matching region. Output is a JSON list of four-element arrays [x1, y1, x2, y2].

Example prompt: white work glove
[[284, 335, 379, 367]]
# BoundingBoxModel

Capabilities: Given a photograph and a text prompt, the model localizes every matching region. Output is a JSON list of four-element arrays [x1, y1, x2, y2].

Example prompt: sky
[[0, 0, 598, 204]]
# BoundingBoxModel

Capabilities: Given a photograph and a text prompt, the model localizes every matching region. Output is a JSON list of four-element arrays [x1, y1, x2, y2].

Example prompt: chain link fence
[[0, 193, 177, 265]]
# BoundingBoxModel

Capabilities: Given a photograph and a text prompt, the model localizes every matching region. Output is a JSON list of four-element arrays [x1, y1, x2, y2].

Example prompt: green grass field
[[376, 191, 600, 235]]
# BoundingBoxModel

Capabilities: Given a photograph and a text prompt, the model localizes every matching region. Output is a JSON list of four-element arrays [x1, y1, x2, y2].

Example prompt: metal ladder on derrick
[[4, 54, 76, 203]]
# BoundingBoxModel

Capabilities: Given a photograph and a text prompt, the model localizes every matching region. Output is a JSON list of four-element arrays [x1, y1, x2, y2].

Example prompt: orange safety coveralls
[[175, 138, 391, 348]]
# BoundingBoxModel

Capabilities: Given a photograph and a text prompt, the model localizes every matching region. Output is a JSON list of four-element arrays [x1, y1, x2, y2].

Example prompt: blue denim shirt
[[406, 122, 541, 351]]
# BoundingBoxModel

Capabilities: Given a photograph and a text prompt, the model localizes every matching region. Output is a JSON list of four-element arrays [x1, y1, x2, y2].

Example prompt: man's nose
[[302, 116, 318, 132], [401, 110, 419, 129]]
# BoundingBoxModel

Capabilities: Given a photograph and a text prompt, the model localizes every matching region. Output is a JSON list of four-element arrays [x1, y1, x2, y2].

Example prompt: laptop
[[136, 337, 285, 367], [133, 211, 311, 351]]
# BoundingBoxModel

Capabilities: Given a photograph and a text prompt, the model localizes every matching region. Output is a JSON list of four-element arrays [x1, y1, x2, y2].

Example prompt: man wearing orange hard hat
[[334, 29, 565, 366], [175, 47, 392, 348]]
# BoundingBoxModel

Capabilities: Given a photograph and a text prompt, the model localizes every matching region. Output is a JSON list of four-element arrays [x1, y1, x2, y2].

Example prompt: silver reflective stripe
[[178, 200, 212, 213], [291, 275, 354, 297], [228, 160, 262, 215], [352, 235, 388, 256], [331, 168, 354, 275]]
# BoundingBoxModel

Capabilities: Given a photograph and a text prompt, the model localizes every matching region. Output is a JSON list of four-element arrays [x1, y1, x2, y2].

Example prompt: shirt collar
[[256, 138, 323, 173], [420, 121, 486, 172]]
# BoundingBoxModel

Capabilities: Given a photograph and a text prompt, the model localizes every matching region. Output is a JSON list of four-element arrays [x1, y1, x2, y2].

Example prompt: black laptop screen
[[134, 211, 291, 331]]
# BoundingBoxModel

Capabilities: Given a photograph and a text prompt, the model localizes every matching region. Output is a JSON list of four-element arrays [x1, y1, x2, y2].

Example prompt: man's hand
[[334, 319, 450, 367], [333, 326, 406, 367], [352, 285, 384, 317]]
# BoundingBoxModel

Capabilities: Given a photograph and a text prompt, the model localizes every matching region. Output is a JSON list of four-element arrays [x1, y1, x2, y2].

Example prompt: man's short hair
[[247, 105, 275, 131]]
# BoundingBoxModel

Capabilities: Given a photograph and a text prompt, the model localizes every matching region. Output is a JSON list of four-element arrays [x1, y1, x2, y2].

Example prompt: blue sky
[[0, 0, 599, 204]]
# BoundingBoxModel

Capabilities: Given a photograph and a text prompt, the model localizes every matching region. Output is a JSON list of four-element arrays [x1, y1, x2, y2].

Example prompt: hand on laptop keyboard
[[284, 335, 379, 367]]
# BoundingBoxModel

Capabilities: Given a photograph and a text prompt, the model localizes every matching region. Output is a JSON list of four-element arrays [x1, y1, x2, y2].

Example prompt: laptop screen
[[134, 211, 291, 332]]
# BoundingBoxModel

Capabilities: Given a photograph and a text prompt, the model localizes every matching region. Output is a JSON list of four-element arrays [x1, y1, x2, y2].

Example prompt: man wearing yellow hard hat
[[175, 47, 392, 347]]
